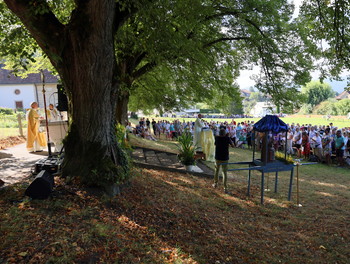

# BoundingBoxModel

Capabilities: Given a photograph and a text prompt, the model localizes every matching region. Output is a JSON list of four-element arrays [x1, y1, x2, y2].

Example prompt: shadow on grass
[[1, 145, 349, 263], [110, 166, 350, 263]]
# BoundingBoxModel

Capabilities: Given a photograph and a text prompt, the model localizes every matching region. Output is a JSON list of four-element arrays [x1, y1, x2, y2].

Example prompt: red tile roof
[[335, 90, 350, 100]]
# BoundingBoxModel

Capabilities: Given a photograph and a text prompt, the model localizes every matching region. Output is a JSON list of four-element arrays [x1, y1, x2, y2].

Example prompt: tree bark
[[4, 0, 130, 190], [115, 92, 129, 125]]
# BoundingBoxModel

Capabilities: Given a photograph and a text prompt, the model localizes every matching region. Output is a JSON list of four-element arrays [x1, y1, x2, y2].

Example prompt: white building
[[174, 108, 200, 117], [250, 102, 276, 117], [0, 64, 59, 110]]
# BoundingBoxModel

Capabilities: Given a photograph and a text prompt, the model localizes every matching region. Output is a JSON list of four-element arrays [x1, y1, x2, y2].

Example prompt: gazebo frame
[[227, 115, 294, 204]]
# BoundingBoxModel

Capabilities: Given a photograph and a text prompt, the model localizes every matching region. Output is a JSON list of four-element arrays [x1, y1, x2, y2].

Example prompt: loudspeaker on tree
[[57, 84, 68, 111], [25, 170, 54, 199]]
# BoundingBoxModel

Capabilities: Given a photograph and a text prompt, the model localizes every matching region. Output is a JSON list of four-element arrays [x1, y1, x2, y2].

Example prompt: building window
[[15, 101, 23, 109], [14, 89, 21, 95]]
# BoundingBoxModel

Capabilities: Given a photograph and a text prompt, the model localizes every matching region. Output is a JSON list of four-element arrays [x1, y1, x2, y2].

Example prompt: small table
[[227, 160, 295, 204]]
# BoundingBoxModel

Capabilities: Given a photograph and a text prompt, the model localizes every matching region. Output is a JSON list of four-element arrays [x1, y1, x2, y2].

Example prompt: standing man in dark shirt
[[146, 118, 151, 129], [139, 118, 145, 127], [213, 128, 235, 193]]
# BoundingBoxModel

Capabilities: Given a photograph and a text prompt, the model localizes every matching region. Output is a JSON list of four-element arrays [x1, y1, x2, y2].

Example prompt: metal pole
[[274, 171, 278, 193], [288, 167, 294, 201], [295, 163, 302, 207], [247, 164, 251, 196], [252, 131, 256, 162], [266, 173, 270, 191], [261, 171, 265, 204], [41, 70, 52, 157]]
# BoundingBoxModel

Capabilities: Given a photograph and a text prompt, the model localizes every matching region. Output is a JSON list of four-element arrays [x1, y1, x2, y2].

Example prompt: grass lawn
[[0, 138, 349, 263], [129, 132, 179, 153]]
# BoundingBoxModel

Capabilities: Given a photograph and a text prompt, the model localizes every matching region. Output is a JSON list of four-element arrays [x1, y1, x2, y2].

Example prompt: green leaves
[[120, 0, 316, 112], [301, 80, 335, 106], [298, 0, 350, 80], [0, 0, 322, 113]]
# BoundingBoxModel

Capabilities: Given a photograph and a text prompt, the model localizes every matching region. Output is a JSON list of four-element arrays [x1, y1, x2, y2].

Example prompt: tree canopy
[[298, 0, 350, 87], [301, 80, 335, 106], [117, 0, 316, 112], [1, 0, 316, 113]]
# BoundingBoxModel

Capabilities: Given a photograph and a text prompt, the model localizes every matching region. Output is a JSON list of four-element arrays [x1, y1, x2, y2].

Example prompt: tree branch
[[203, 37, 250, 48], [4, 0, 65, 63], [133, 52, 147, 71], [244, 18, 267, 38], [132, 61, 157, 80]]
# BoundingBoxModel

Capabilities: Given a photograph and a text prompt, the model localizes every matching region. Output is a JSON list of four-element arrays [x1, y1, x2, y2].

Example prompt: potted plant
[[177, 131, 196, 171]]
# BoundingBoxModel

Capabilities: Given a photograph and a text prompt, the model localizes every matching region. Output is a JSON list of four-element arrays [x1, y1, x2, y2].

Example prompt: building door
[[15, 101, 23, 109]]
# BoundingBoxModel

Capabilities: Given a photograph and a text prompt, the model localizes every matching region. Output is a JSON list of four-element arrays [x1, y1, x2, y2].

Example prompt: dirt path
[[0, 143, 50, 186]]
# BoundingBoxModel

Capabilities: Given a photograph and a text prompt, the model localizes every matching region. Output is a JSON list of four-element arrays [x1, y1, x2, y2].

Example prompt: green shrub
[[0, 115, 18, 128], [334, 99, 350, 115], [313, 100, 337, 115], [0, 107, 14, 115], [298, 104, 313, 114], [115, 123, 132, 150], [115, 123, 126, 144]]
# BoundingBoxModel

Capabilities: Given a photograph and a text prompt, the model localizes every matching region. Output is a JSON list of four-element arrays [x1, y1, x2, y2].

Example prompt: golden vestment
[[200, 130, 215, 162], [26, 109, 47, 151]]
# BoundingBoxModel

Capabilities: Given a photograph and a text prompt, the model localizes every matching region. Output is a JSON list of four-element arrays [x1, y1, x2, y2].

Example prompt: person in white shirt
[[47, 104, 60, 122], [293, 127, 302, 158], [229, 125, 236, 146], [309, 126, 316, 140], [125, 122, 133, 133], [165, 122, 171, 139], [193, 114, 204, 150], [286, 128, 294, 155], [322, 128, 332, 165], [311, 131, 322, 160]]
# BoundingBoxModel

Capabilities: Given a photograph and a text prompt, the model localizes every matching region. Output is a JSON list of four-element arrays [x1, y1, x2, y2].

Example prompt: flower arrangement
[[275, 151, 294, 164], [177, 132, 196, 166]]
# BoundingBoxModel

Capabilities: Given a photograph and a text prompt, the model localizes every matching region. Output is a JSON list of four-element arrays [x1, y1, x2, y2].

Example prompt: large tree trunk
[[4, 0, 130, 192], [115, 92, 129, 125], [58, 2, 129, 190]]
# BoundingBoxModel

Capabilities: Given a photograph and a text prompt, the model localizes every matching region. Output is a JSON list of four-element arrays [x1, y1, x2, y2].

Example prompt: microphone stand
[[41, 70, 52, 157]]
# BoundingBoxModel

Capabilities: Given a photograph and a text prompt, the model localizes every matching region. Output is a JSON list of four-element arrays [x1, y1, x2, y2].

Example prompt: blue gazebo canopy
[[253, 115, 288, 133]]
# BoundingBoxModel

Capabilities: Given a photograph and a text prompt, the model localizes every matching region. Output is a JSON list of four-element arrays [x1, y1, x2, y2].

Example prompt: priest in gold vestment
[[26, 102, 47, 152], [193, 114, 204, 150]]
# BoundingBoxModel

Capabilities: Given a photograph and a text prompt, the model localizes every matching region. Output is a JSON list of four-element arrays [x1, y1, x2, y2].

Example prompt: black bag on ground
[[309, 154, 319, 162], [25, 170, 54, 199]]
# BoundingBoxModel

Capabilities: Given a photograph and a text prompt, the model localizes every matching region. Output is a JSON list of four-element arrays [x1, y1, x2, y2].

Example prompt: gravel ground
[[0, 143, 49, 186]]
